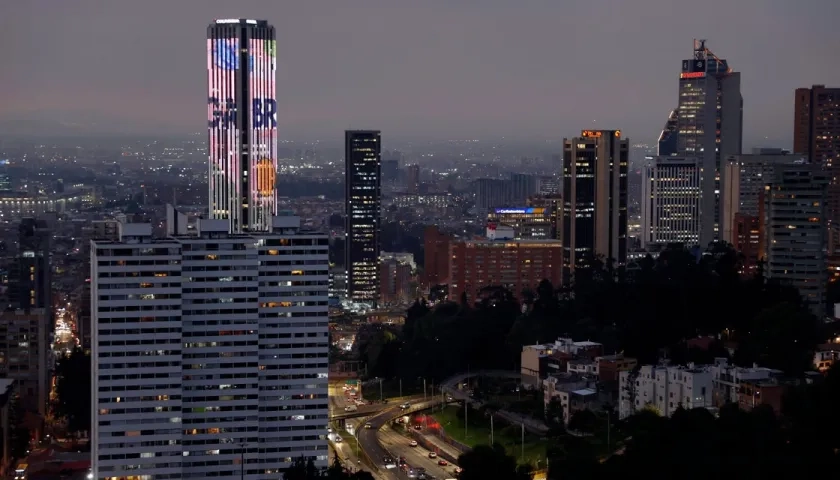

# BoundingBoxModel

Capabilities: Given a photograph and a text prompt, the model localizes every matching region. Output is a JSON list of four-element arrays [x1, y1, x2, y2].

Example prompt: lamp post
[[239, 442, 246, 480]]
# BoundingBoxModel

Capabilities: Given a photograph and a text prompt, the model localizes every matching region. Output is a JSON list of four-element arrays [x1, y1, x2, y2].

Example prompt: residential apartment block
[[90, 215, 329, 480], [619, 359, 782, 419]]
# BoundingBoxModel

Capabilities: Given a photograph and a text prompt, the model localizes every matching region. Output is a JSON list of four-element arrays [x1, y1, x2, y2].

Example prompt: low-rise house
[[710, 358, 783, 405], [542, 372, 598, 425], [521, 337, 603, 388], [619, 363, 713, 419]]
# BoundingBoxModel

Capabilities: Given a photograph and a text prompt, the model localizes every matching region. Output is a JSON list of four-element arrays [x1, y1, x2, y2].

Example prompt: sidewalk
[[331, 437, 390, 480]]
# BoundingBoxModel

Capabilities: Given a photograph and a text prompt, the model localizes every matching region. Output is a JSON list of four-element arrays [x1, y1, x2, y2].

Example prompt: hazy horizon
[[2, 0, 838, 148]]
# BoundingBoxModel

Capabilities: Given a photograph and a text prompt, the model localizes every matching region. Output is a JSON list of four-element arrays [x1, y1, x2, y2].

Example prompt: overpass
[[330, 406, 387, 421], [329, 394, 426, 421]]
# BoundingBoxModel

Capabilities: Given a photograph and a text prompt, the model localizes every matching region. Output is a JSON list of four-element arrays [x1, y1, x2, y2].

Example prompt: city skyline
[[1, 0, 838, 147]]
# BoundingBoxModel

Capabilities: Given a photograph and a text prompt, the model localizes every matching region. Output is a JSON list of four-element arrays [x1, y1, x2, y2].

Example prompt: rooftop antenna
[[694, 39, 707, 60]]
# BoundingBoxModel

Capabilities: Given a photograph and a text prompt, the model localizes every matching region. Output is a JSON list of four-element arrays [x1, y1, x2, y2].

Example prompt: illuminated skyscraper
[[674, 39, 742, 245], [207, 19, 277, 233], [344, 130, 381, 304]]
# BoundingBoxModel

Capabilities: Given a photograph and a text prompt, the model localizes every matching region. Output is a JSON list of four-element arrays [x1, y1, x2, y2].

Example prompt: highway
[[378, 423, 459, 480], [357, 400, 443, 478], [349, 371, 540, 478], [330, 418, 390, 480]]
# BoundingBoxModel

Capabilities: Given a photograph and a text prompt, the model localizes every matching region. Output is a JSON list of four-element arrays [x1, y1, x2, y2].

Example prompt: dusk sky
[[2, 0, 838, 146]]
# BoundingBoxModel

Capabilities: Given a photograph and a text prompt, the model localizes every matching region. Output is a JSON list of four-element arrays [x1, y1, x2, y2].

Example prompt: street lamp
[[239, 442, 247, 480]]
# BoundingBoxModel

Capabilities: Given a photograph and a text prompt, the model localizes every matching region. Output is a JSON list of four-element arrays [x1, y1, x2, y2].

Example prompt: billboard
[[494, 207, 545, 215], [207, 28, 278, 230], [249, 37, 277, 203]]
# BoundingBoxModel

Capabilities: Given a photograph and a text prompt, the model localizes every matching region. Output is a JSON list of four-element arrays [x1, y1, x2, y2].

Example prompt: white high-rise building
[[91, 214, 330, 480], [640, 156, 703, 248]]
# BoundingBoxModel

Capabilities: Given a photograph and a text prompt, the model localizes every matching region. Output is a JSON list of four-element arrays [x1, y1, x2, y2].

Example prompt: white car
[[409, 440, 418, 447]]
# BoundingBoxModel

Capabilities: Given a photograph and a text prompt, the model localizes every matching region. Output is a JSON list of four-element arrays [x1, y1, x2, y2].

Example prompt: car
[[364, 423, 372, 429], [398, 456, 407, 466], [400, 402, 411, 409], [437, 459, 448, 466], [428, 452, 437, 459], [414, 424, 422, 430], [409, 440, 418, 447], [334, 436, 342, 443], [454, 466, 462, 474], [344, 405, 357, 412]]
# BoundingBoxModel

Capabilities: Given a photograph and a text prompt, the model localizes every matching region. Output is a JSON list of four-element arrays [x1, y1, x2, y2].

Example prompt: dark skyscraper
[[657, 109, 679, 156], [670, 40, 742, 244], [794, 85, 840, 224], [206, 19, 277, 232], [344, 130, 382, 304], [562, 130, 628, 284], [9, 218, 51, 311]]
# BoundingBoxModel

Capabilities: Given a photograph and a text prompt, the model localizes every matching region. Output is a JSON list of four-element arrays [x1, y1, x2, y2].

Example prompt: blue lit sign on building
[[495, 207, 535, 214]]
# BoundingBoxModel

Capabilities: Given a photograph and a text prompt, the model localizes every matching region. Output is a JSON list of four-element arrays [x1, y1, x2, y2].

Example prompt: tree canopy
[[542, 362, 840, 478], [359, 243, 820, 382], [283, 457, 375, 480], [55, 347, 91, 433], [457, 444, 531, 480]]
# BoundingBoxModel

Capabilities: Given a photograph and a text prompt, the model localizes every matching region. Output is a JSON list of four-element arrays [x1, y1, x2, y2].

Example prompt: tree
[[55, 348, 91, 433], [568, 409, 598, 434], [458, 444, 519, 480], [283, 456, 319, 480], [544, 399, 566, 438], [8, 395, 29, 460]]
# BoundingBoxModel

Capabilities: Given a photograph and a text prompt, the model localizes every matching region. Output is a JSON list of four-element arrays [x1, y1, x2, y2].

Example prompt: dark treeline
[[460, 366, 840, 479], [356, 242, 840, 478], [360, 243, 822, 383], [283, 457, 374, 480], [548, 365, 840, 477]]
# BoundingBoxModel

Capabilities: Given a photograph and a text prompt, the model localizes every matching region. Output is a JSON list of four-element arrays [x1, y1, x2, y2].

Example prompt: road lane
[[418, 430, 466, 462], [330, 419, 391, 480], [378, 424, 458, 480], [357, 400, 443, 479]]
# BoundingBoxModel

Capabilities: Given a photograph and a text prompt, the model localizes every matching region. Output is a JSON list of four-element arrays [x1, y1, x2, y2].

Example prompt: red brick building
[[423, 226, 450, 286], [732, 213, 762, 276], [448, 237, 563, 304]]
